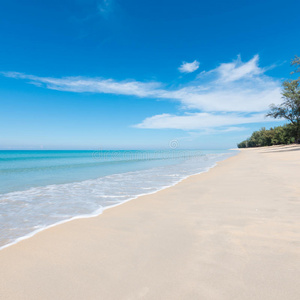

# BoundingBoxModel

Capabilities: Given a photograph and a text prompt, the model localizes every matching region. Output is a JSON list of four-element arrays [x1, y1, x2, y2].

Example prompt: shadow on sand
[[259, 145, 300, 153]]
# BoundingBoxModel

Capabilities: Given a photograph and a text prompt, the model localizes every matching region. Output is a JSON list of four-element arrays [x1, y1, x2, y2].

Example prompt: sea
[[0, 149, 237, 249]]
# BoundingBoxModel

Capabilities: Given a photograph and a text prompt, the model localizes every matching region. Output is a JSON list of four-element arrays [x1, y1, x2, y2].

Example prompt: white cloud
[[164, 83, 281, 112], [2, 72, 162, 97], [134, 112, 278, 130], [178, 60, 200, 73], [214, 54, 263, 83], [1, 55, 283, 132]]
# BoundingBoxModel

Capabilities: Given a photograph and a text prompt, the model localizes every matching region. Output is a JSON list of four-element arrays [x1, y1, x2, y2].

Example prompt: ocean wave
[[0, 151, 236, 249]]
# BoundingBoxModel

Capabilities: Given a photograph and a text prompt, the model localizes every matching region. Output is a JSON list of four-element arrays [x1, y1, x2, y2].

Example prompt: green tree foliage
[[291, 55, 300, 76], [237, 124, 295, 148], [266, 80, 300, 142]]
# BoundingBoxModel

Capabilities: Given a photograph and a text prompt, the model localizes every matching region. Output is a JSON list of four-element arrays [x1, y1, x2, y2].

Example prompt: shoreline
[[1, 145, 299, 299], [0, 151, 236, 252]]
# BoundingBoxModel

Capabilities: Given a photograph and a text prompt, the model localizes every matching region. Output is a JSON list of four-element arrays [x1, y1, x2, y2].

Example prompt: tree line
[[237, 124, 296, 148], [238, 56, 300, 148]]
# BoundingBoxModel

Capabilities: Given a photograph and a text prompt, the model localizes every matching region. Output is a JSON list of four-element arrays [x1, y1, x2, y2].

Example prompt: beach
[[0, 145, 299, 299]]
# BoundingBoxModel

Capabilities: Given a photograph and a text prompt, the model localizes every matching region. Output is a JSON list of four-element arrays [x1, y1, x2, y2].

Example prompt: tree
[[237, 124, 296, 148], [291, 55, 300, 76], [266, 57, 300, 143]]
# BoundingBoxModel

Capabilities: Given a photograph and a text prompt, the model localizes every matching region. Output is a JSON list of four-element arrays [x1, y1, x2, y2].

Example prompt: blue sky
[[0, 0, 299, 150]]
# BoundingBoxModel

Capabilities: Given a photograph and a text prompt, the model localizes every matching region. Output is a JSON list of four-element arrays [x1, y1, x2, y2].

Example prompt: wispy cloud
[[178, 60, 200, 73], [134, 112, 277, 130], [1, 55, 282, 131], [213, 54, 263, 83], [97, 0, 114, 17], [2, 72, 162, 97]]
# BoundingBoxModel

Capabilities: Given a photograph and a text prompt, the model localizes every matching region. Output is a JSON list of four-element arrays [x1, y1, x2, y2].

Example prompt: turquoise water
[[0, 149, 236, 248]]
